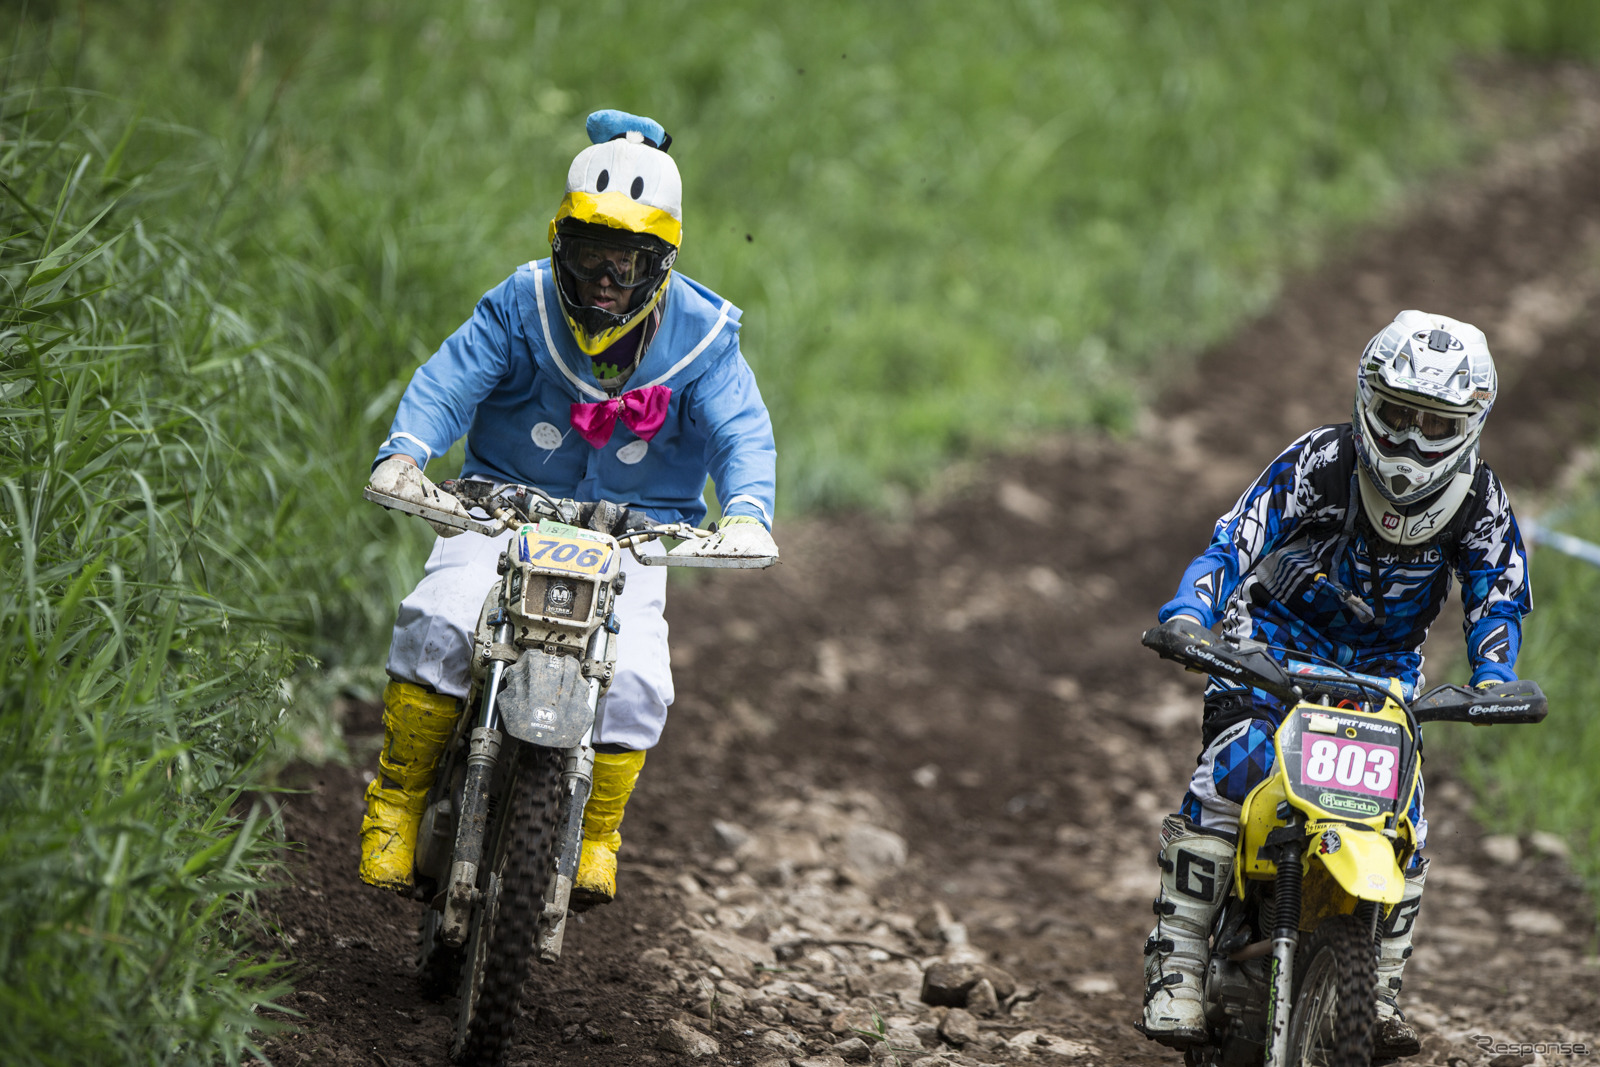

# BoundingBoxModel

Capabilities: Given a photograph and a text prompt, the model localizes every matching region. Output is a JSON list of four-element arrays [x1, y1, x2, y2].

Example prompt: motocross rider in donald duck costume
[[360, 110, 778, 910]]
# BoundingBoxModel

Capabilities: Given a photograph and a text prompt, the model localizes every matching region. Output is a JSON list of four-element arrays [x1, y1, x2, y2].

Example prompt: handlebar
[[363, 479, 776, 569], [1140, 617, 1547, 726]]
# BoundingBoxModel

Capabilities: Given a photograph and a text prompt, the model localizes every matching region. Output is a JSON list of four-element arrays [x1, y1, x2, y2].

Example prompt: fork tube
[[441, 622, 513, 945], [477, 622, 514, 732], [537, 626, 608, 963], [1265, 851, 1303, 1067]]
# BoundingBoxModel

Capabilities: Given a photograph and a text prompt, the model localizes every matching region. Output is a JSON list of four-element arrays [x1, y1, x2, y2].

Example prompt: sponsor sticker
[[1318, 828, 1343, 855], [1319, 792, 1382, 817]]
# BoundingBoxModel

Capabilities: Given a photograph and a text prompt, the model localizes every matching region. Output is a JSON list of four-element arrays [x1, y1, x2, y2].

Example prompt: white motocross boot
[[1373, 858, 1427, 1060], [1140, 815, 1235, 1047]]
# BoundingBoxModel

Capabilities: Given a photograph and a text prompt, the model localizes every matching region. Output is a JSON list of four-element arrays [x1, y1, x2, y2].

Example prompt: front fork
[[537, 715, 597, 963], [439, 621, 607, 950], [1263, 852, 1302, 1067]]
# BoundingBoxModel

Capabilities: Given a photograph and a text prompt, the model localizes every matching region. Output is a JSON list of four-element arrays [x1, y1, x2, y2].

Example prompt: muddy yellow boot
[[359, 681, 460, 891], [571, 749, 646, 909]]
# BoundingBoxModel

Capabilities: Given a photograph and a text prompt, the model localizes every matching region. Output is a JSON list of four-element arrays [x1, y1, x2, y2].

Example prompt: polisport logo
[[1382, 512, 1401, 530]]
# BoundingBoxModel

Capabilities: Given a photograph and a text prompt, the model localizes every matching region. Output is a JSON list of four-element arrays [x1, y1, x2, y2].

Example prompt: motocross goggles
[[1370, 396, 1465, 445], [552, 232, 667, 289]]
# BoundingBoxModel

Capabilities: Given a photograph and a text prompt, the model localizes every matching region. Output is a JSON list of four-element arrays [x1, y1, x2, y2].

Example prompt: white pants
[[385, 530, 673, 750]]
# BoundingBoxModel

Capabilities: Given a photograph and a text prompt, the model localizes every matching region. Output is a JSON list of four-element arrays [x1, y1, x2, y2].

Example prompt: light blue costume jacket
[[374, 261, 776, 529]]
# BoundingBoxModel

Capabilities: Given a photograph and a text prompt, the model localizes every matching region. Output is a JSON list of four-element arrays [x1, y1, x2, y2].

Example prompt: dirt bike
[[364, 477, 774, 1065], [1141, 617, 1546, 1067]]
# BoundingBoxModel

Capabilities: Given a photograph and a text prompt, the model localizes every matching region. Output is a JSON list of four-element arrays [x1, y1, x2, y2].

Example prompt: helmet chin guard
[[1357, 456, 1477, 546], [1353, 310, 1495, 521]]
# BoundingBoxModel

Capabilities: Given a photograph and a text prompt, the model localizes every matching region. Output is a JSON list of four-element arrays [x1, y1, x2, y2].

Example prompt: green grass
[[1447, 489, 1600, 910], [4, 3, 1600, 1056], [16, 0, 1594, 669], [0, 81, 301, 1065]]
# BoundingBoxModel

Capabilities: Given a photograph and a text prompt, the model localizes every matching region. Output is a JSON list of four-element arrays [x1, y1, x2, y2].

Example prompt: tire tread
[[452, 746, 565, 1065]]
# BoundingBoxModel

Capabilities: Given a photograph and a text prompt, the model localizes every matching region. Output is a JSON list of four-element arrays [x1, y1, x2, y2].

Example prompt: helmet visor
[[1371, 397, 1464, 445], [554, 234, 662, 289]]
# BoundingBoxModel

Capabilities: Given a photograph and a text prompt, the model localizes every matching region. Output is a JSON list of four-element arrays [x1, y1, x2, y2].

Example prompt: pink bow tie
[[569, 386, 672, 449]]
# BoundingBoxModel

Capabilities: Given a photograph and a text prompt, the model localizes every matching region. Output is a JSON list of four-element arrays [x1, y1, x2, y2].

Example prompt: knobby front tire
[[450, 744, 565, 1066], [1286, 913, 1377, 1067]]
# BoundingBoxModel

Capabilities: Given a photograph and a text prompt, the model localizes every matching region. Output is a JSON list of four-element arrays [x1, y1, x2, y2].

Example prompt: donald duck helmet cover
[[549, 110, 683, 355]]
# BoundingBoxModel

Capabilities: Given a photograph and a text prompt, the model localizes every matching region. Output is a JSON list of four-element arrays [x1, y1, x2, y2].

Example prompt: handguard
[[362, 485, 506, 537], [1413, 679, 1548, 725], [1140, 617, 1300, 704], [631, 522, 778, 569], [637, 536, 778, 569]]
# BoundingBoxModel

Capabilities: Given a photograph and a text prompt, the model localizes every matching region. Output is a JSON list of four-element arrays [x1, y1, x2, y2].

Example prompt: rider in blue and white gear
[[1139, 311, 1531, 1059]]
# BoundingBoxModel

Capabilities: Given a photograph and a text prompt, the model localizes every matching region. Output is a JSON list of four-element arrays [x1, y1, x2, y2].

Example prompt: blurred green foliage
[[1448, 489, 1600, 915], [0, 81, 298, 1063], [33, 0, 1600, 526]]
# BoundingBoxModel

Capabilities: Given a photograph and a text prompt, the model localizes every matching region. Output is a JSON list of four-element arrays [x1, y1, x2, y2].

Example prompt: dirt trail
[[258, 67, 1600, 1067]]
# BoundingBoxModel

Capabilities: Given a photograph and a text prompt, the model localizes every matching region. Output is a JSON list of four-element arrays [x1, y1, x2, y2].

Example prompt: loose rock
[[938, 1008, 981, 1047], [689, 927, 776, 979], [1505, 908, 1564, 937], [831, 1006, 881, 1035], [1004, 1030, 1097, 1057], [965, 978, 1000, 1017], [832, 1036, 873, 1062], [1529, 830, 1570, 859], [657, 1018, 720, 1058], [842, 824, 909, 882], [1481, 834, 1521, 866], [919, 961, 1017, 1006]]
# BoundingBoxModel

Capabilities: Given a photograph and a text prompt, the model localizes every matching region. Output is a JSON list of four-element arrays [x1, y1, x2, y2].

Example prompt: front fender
[[497, 652, 595, 747], [1305, 822, 1405, 904]]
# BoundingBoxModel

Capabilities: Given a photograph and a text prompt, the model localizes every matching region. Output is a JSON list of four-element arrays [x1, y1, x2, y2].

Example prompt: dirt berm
[[258, 67, 1600, 1067]]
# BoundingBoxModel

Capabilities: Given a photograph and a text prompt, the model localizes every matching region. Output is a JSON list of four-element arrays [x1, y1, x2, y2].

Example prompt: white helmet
[[1353, 310, 1496, 544], [548, 110, 683, 356]]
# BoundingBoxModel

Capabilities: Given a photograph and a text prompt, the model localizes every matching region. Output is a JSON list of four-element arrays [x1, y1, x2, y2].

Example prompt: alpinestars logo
[[1407, 507, 1444, 538], [1477, 623, 1511, 663], [1194, 567, 1225, 609], [1382, 512, 1401, 531]]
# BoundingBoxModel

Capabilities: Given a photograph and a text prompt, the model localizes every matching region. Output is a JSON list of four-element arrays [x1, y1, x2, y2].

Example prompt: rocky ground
[[255, 65, 1600, 1067]]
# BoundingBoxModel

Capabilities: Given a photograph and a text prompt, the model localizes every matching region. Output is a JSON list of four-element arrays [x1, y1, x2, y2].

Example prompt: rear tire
[[450, 744, 565, 1066], [1286, 914, 1376, 1067]]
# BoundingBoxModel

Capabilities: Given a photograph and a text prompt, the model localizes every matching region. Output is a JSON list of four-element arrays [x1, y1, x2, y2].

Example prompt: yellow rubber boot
[[358, 681, 461, 891], [572, 749, 646, 909]]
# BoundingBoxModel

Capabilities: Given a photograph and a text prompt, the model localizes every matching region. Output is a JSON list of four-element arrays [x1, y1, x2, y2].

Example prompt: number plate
[[1280, 709, 1411, 816], [516, 530, 613, 576], [1297, 735, 1400, 799]]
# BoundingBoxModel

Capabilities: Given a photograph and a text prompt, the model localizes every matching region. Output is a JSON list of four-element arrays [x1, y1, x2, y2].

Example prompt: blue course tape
[[1523, 519, 1600, 570]]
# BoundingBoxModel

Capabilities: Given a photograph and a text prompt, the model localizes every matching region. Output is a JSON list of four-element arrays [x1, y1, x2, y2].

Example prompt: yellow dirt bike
[[1142, 617, 1546, 1067], [366, 478, 773, 1065]]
